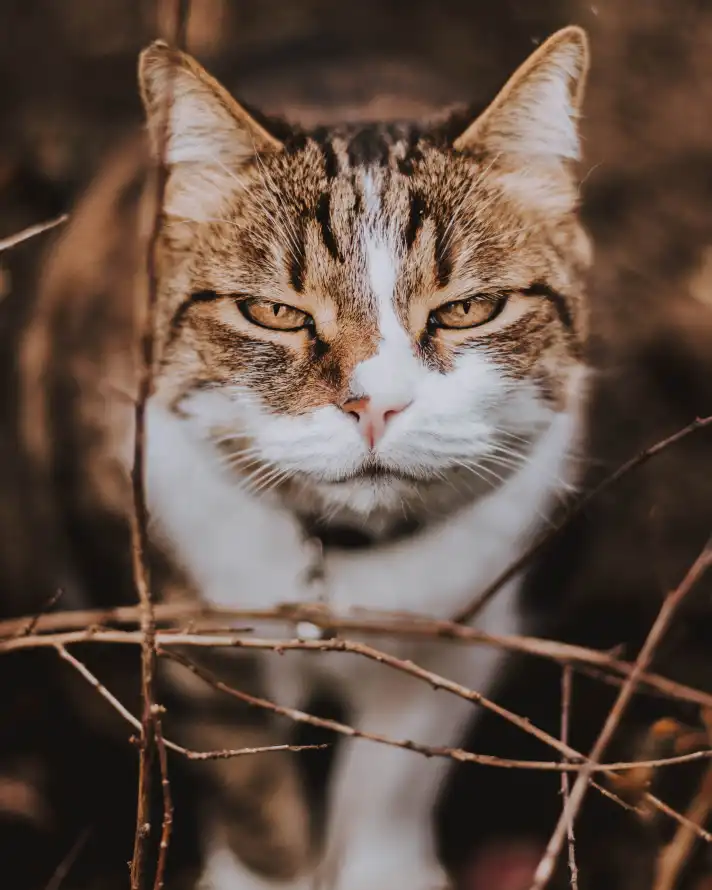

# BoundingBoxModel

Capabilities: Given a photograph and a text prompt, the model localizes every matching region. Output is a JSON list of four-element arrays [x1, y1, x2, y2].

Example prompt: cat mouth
[[328, 462, 424, 484]]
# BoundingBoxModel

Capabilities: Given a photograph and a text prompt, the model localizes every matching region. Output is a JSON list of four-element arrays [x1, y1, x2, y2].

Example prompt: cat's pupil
[[462, 300, 471, 315], [272, 304, 281, 317]]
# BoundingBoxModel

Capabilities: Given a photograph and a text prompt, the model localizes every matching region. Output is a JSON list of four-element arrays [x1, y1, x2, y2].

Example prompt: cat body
[[150, 400, 580, 890], [21, 26, 592, 890]]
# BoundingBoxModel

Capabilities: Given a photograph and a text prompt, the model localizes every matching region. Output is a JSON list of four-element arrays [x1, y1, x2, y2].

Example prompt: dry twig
[[44, 828, 91, 890], [158, 641, 712, 784], [654, 709, 712, 890], [128, 160, 164, 890], [654, 764, 712, 890], [0, 214, 68, 253], [16, 589, 63, 638], [128, 0, 191, 879], [7, 632, 709, 774], [151, 708, 173, 890], [3, 605, 712, 712], [55, 643, 326, 763], [47, 621, 712, 852], [455, 415, 712, 624], [561, 666, 579, 889], [530, 539, 712, 890], [161, 646, 601, 772]]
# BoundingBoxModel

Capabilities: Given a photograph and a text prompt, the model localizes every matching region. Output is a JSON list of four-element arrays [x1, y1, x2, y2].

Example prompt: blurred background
[[2, 2, 712, 889]]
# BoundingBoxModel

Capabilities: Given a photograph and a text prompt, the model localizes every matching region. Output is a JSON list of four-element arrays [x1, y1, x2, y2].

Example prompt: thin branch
[[654, 763, 712, 890], [561, 666, 579, 890], [16, 589, 63, 638], [129, 0, 193, 880], [67, 633, 704, 773], [44, 828, 91, 890], [161, 648, 712, 849], [589, 780, 641, 815], [55, 643, 326, 762], [455, 415, 712, 624], [3, 632, 700, 773], [159, 647, 712, 777], [647, 792, 712, 845], [151, 708, 173, 890], [591, 782, 712, 846], [0, 214, 68, 253], [128, 159, 165, 890], [3, 606, 711, 712], [49, 639, 712, 843], [529, 539, 712, 890], [160, 646, 588, 772], [654, 709, 712, 890]]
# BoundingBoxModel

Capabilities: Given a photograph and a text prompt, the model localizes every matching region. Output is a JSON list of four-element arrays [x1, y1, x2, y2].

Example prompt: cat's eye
[[239, 298, 312, 332], [428, 296, 506, 331]]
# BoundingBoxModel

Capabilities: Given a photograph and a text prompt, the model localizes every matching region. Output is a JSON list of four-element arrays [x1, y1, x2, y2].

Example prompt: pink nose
[[341, 397, 410, 449]]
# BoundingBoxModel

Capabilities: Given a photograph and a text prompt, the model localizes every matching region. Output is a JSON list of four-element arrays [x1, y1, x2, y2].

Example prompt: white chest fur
[[146, 402, 580, 890], [146, 402, 578, 625]]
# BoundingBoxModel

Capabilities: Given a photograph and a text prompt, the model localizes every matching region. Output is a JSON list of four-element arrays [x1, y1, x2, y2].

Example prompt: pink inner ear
[[459, 839, 544, 890]]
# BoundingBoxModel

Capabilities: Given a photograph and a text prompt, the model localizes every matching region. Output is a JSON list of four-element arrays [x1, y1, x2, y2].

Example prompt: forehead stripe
[[404, 191, 426, 249], [434, 217, 453, 289], [321, 139, 340, 180], [316, 191, 343, 262], [288, 223, 307, 293]]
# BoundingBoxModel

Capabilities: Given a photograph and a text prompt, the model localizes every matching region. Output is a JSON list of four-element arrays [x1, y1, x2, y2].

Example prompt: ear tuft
[[454, 26, 589, 163]]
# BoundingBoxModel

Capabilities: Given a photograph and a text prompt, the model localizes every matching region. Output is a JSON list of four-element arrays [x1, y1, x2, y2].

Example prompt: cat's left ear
[[454, 26, 589, 202], [138, 42, 282, 217]]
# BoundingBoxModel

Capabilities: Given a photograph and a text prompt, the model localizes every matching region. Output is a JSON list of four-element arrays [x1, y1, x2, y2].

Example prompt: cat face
[[140, 28, 592, 521]]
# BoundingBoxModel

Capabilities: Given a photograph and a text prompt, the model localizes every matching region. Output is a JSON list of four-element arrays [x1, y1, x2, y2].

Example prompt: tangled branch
[[531, 538, 712, 889]]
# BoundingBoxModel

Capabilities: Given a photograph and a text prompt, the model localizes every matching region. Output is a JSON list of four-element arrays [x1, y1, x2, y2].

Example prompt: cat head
[[139, 27, 592, 525]]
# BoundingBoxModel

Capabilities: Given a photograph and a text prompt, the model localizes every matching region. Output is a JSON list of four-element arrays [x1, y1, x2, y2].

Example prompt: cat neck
[[297, 512, 423, 552]]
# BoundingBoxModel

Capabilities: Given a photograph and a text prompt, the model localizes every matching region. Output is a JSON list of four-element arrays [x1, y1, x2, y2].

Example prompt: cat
[[136, 24, 592, 890], [20, 24, 592, 890]]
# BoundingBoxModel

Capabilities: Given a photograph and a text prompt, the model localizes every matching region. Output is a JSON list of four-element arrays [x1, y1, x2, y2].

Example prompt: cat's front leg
[[319, 644, 505, 890]]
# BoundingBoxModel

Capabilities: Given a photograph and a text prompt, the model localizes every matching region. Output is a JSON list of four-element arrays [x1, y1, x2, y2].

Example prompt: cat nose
[[341, 397, 411, 449]]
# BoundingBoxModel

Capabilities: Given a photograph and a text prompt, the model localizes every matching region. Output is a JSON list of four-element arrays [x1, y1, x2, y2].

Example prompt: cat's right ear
[[138, 41, 282, 218], [453, 27, 589, 214]]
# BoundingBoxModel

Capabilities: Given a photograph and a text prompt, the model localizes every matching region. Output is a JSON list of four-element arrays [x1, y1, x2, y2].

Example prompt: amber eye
[[239, 298, 312, 332], [428, 295, 507, 331]]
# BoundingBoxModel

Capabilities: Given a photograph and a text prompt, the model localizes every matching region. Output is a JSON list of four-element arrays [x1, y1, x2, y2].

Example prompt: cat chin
[[279, 466, 493, 528], [309, 476, 419, 517]]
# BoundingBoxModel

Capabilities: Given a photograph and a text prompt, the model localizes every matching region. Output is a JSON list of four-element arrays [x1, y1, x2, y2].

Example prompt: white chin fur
[[311, 476, 417, 516]]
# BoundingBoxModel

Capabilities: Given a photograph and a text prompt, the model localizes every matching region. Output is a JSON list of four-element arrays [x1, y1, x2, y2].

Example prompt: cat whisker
[[450, 459, 499, 492], [492, 428, 532, 445], [221, 455, 264, 474], [251, 467, 296, 496]]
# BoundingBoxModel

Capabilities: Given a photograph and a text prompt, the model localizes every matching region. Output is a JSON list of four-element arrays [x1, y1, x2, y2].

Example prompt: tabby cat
[[22, 25, 591, 890]]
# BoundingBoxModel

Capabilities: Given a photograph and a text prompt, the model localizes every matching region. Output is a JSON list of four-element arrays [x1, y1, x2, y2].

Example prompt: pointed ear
[[454, 26, 589, 165], [138, 41, 282, 218]]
